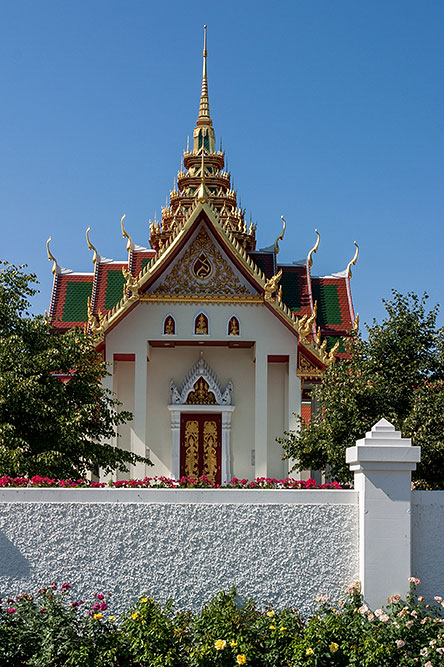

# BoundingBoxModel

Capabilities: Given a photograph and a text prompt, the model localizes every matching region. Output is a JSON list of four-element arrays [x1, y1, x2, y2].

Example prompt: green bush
[[0, 579, 443, 665]]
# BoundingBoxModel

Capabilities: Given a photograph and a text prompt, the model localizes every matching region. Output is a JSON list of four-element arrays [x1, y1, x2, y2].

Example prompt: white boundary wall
[[0, 489, 358, 617], [0, 419, 443, 614]]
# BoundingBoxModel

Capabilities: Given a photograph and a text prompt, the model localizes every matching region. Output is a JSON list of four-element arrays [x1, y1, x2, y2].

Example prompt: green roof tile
[[281, 272, 302, 311], [311, 284, 342, 326], [62, 282, 92, 322], [104, 270, 126, 310], [326, 336, 346, 353]]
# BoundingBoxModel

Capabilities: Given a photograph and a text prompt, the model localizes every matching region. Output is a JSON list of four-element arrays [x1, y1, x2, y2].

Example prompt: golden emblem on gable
[[149, 228, 256, 299], [192, 252, 213, 280]]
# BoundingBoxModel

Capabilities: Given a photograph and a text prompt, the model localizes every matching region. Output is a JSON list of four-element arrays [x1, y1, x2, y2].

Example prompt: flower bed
[[0, 580, 442, 665], [0, 475, 342, 489]]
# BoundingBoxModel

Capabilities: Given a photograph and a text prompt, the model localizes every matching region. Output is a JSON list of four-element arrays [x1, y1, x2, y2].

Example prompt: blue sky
[[1, 0, 443, 330]]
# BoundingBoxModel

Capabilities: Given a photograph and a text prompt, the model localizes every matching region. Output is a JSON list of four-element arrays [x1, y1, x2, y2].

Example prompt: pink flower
[[93, 603, 101, 611], [395, 639, 405, 649], [96, 593, 104, 600], [61, 582, 71, 591], [7, 608, 16, 614], [408, 577, 421, 585], [100, 602, 108, 611]]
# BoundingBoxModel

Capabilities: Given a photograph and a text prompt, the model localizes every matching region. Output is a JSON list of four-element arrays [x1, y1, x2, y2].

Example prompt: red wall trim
[[268, 355, 289, 363], [113, 353, 136, 362]]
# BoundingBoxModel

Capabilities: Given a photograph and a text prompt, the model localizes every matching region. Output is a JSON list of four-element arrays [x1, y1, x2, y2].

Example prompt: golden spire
[[307, 229, 320, 268], [197, 25, 211, 126], [86, 227, 99, 264], [197, 149, 207, 202], [46, 236, 58, 275], [347, 241, 359, 278], [193, 25, 215, 153]]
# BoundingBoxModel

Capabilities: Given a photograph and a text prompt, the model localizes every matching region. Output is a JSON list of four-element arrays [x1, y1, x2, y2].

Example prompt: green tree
[[280, 291, 444, 486], [0, 262, 151, 479]]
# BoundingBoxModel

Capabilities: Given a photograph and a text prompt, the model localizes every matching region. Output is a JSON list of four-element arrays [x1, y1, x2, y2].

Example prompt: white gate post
[[346, 418, 421, 610]]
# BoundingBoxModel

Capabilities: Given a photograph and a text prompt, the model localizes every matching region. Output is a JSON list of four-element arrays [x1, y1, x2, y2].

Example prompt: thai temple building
[[47, 27, 358, 482]]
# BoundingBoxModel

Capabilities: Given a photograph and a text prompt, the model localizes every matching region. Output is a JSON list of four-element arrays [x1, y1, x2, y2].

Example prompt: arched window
[[163, 314, 176, 335], [227, 316, 240, 336], [194, 312, 209, 335]]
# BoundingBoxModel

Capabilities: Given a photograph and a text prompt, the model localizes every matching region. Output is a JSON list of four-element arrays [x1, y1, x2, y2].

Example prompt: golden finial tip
[[46, 237, 58, 275], [307, 229, 320, 267], [347, 240, 359, 278]]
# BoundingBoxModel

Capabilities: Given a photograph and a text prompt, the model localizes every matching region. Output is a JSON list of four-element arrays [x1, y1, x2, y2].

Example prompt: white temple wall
[[105, 301, 298, 480], [113, 359, 135, 481], [267, 362, 288, 479]]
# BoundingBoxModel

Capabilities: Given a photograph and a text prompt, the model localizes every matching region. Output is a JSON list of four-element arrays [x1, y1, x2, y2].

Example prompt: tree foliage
[[0, 262, 151, 478], [280, 291, 444, 486]]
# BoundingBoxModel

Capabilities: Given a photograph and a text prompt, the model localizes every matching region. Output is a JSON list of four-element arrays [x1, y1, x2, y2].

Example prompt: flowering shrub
[[0, 474, 342, 489], [1, 579, 444, 665]]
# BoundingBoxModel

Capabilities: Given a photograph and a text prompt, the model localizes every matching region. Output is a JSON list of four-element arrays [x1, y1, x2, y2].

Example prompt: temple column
[[99, 357, 115, 483], [254, 344, 268, 478], [287, 352, 301, 478], [131, 344, 148, 478]]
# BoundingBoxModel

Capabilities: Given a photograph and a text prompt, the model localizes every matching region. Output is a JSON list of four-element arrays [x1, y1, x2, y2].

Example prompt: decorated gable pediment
[[147, 226, 259, 302], [170, 355, 233, 406]]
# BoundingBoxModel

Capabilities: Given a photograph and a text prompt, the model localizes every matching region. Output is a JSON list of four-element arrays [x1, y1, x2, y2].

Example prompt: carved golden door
[[180, 414, 222, 484]]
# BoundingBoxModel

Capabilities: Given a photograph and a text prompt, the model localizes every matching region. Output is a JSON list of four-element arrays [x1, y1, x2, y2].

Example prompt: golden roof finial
[[347, 241, 359, 278], [307, 229, 320, 268], [85, 227, 99, 265], [197, 149, 207, 202], [121, 213, 132, 255], [353, 313, 359, 332], [46, 236, 58, 275], [197, 24, 211, 125], [274, 216, 286, 255]]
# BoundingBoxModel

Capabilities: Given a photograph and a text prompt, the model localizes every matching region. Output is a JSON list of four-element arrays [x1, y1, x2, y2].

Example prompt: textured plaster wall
[[0, 490, 358, 617], [412, 491, 444, 601]]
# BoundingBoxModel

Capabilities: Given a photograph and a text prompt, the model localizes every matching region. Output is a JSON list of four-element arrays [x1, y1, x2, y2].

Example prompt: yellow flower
[[236, 655, 247, 665], [329, 642, 339, 653], [93, 613, 103, 620], [140, 597, 148, 603], [132, 612, 140, 620], [269, 624, 276, 630], [230, 640, 238, 647], [109, 616, 116, 621], [280, 626, 286, 632], [214, 639, 226, 651], [306, 647, 314, 656], [266, 610, 275, 617]]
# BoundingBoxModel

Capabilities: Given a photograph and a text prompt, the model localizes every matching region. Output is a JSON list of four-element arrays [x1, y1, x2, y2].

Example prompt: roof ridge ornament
[[85, 227, 99, 265], [347, 241, 359, 278], [121, 213, 133, 255], [46, 236, 58, 275], [307, 229, 320, 268], [274, 216, 286, 255]]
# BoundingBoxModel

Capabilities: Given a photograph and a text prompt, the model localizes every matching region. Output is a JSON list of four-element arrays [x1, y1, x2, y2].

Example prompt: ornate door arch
[[168, 355, 235, 483]]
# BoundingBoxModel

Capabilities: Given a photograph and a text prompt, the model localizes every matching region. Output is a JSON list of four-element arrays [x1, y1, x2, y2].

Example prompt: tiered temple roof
[[48, 26, 358, 363]]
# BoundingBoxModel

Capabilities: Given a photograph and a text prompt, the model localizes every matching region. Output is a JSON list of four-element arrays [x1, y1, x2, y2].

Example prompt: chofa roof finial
[[274, 216, 286, 255], [46, 236, 58, 275], [85, 227, 99, 265], [307, 229, 320, 268], [347, 241, 359, 278]]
